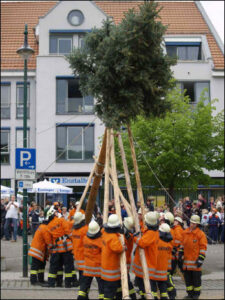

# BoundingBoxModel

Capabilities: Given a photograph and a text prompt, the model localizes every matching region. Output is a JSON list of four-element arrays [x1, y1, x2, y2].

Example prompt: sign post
[[16, 148, 36, 278]]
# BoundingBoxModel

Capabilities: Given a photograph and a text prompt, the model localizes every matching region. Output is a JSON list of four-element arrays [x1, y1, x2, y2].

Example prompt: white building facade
[[1, 1, 224, 204]]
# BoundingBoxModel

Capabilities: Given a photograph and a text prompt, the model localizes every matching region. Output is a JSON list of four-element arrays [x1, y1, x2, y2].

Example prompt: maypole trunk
[[85, 129, 107, 224], [110, 129, 129, 299], [118, 132, 152, 299]]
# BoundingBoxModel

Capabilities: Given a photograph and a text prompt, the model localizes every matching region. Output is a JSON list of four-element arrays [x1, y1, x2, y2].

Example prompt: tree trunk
[[168, 185, 175, 213], [85, 129, 107, 224]]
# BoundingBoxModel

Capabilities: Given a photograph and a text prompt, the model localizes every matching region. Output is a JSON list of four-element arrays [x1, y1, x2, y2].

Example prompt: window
[[177, 81, 210, 104], [79, 34, 85, 49], [16, 129, 30, 148], [1, 129, 10, 164], [0, 179, 11, 187], [166, 42, 202, 60], [56, 125, 94, 162], [56, 78, 94, 114], [67, 10, 84, 26], [16, 83, 30, 119], [50, 35, 73, 54], [1, 83, 11, 119]]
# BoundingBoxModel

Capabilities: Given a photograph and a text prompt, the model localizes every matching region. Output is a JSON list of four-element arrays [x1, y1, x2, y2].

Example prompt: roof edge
[[195, 1, 224, 55]]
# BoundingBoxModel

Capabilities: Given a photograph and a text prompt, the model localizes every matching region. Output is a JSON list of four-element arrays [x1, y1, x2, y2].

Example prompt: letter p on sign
[[20, 151, 31, 167]]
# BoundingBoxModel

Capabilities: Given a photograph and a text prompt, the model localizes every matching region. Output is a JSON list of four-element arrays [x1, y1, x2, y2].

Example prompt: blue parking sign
[[16, 148, 36, 170]]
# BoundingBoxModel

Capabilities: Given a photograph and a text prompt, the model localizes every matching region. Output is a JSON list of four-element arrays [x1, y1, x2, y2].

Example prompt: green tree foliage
[[67, 1, 175, 129], [116, 87, 224, 207]]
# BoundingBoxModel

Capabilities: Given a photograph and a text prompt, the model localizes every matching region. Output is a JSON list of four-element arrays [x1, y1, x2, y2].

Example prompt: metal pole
[[22, 24, 28, 278]]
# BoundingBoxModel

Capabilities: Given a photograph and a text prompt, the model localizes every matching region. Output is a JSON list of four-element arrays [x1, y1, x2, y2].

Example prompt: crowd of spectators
[[1, 193, 224, 245]]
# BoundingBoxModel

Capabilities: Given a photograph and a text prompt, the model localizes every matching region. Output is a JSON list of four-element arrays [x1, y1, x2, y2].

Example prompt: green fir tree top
[[67, 1, 176, 129]]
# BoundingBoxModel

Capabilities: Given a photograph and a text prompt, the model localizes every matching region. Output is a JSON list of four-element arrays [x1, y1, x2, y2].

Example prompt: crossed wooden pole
[[77, 128, 153, 299]]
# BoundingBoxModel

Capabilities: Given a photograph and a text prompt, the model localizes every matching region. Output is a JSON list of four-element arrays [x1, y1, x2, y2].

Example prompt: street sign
[[16, 169, 36, 180], [16, 148, 36, 170], [18, 181, 33, 189]]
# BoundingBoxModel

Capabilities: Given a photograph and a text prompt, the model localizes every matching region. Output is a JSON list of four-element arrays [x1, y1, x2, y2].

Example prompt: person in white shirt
[[61, 206, 69, 220], [4, 195, 19, 242]]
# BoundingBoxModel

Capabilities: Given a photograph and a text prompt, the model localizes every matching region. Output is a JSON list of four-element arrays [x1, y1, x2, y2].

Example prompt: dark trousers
[[150, 279, 168, 299], [183, 270, 201, 299], [48, 251, 73, 287], [128, 274, 136, 299], [30, 257, 46, 284], [78, 276, 104, 299], [166, 271, 176, 299], [135, 276, 146, 299], [4, 218, 17, 240], [209, 226, 218, 242], [103, 279, 121, 299]]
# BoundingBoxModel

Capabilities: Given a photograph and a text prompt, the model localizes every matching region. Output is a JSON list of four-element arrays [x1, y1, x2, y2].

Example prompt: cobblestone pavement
[[1, 237, 224, 299]]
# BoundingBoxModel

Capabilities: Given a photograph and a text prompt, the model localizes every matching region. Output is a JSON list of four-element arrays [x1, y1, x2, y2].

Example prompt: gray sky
[[201, 1, 224, 43]]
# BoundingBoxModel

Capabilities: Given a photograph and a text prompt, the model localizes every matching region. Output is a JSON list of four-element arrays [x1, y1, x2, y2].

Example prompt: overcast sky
[[201, 1, 224, 43]]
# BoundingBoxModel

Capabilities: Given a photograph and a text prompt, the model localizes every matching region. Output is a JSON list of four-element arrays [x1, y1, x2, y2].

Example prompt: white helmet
[[138, 207, 149, 215], [107, 214, 120, 228], [159, 223, 171, 233], [74, 212, 85, 225], [174, 216, 183, 224], [165, 212, 174, 224], [57, 213, 62, 218], [190, 215, 200, 225], [75, 201, 80, 207], [88, 220, 100, 236], [124, 217, 135, 231], [144, 211, 158, 226]]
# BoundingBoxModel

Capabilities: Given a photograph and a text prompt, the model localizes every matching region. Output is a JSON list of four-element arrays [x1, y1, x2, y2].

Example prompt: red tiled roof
[[1, 1, 224, 70]]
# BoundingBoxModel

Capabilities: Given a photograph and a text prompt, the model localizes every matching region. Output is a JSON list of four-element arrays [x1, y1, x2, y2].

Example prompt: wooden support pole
[[103, 128, 111, 224], [110, 129, 130, 299], [125, 128, 152, 299], [85, 129, 107, 224], [109, 176, 133, 218]]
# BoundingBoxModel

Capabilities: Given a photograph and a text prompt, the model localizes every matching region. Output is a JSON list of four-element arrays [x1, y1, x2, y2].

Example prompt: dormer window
[[50, 34, 73, 55], [166, 42, 202, 61]]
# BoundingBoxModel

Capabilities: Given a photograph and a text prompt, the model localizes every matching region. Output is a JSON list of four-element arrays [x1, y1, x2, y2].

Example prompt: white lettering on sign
[[20, 151, 31, 167], [49, 177, 102, 186]]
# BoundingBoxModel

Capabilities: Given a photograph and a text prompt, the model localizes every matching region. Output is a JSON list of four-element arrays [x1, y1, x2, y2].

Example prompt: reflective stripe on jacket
[[28, 224, 50, 262], [151, 237, 172, 281], [72, 224, 88, 270], [101, 230, 123, 281], [83, 235, 102, 277], [181, 227, 207, 271], [132, 229, 159, 279]]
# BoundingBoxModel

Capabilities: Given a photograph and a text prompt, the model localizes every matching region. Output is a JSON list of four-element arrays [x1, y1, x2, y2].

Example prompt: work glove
[[133, 231, 141, 237], [195, 254, 205, 268]]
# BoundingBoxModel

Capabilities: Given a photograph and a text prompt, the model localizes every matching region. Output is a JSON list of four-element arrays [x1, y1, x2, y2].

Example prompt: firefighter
[[150, 223, 173, 300], [122, 216, 136, 299], [178, 215, 208, 299], [133, 211, 159, 299], [77, 220, 103, 299], [41, 206, 74, 288], [164, 212, 177, 299], [101, 214, 125, 300], [172, 217, 184, 274], [28, 218, 51, 285], [68, 201, 85, 221], [72, 212, 88, 284]]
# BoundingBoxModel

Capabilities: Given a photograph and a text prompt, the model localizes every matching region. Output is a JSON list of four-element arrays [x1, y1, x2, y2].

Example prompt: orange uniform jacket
[[101, 231, 124, 282], [45, 217, 73, 253], [68, 208, 85, 221], [83, 235, 102, 277], [125, 233, 134, 270], [28, 224, 51, 262], [181, 227, 207, 271], [173, 224, 183, 259], [72, 224, 88, 270], [151, 237, 172, 281], [133, 229, 159, 279]]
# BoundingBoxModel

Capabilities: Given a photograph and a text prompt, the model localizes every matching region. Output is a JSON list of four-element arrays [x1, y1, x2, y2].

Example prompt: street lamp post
[[17, 24, 34, 278]]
